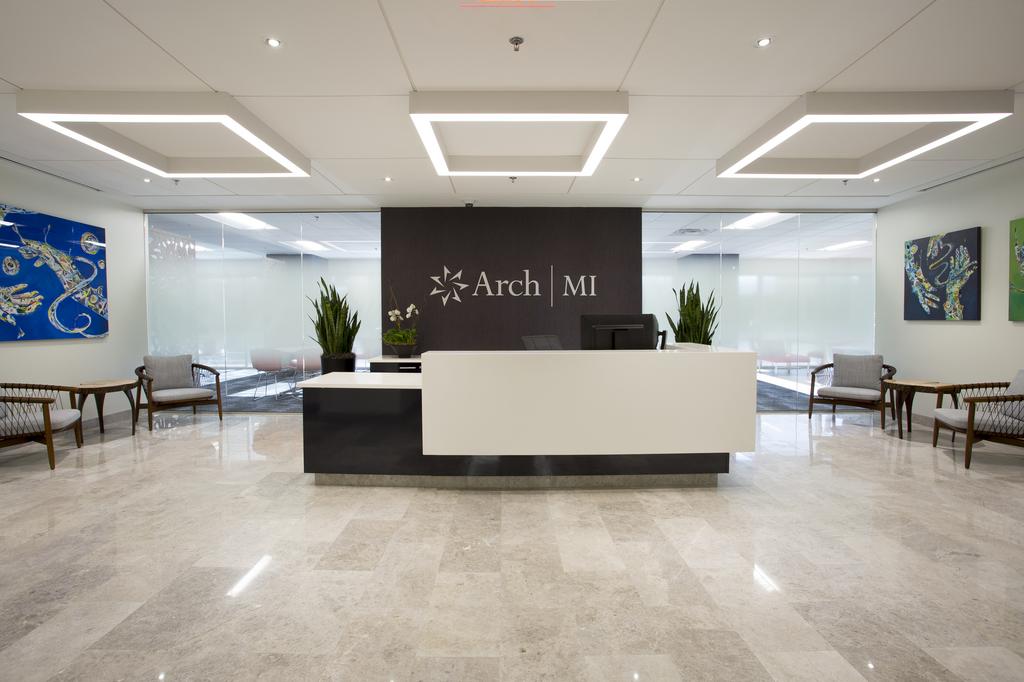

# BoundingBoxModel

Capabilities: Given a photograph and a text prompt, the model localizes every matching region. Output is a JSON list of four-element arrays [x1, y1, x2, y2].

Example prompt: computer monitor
[[579, 314, 660, 350]]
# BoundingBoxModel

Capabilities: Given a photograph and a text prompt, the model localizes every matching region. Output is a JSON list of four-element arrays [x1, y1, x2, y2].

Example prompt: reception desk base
[[303, 385, 728, 488]]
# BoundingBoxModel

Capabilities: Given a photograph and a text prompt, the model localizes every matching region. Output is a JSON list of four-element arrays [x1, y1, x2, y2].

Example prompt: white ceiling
[[1, 0, 1023, 211]]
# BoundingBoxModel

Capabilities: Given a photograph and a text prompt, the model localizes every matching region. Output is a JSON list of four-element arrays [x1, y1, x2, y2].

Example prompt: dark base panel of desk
[[303, 387, 729, 477]]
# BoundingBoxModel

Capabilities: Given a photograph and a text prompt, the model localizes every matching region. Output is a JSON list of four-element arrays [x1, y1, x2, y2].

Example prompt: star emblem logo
[[429, 265, 470, 306]]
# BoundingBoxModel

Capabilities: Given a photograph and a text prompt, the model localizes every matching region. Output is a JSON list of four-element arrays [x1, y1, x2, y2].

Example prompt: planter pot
[[321, 353, 356, 373], [389, 344, 417, 359]]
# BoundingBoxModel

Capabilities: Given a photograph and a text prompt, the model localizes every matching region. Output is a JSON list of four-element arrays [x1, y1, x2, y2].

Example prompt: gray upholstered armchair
[[808, 354, 896, 427], [134, 355, 223, 431], [0, 383, 83, 469], [932, 370, 1024, 468]]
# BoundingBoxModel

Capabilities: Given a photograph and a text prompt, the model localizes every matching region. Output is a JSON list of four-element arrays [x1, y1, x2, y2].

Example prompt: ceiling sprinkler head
[[509, 36, 524, 52], [509, 176, 518, 184]]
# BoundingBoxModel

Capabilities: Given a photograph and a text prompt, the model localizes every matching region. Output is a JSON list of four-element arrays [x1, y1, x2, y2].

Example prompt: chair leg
[[931, 421, 940, 447], [965, 432, 974, 469], [832, 403, 836, 414], [807, 397, 814, 419], [45, 432, 56, 470], [880, 401, 886, 430], [192, 405, 197, 414], [890, 390, 896, 420], [74, 421, 83, 448], [135, 384, 142, 422], [147, 404, 154, 432]]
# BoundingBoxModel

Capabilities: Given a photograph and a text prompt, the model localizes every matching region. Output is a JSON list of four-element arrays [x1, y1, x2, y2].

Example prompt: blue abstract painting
[[1, 203, 109, 341]]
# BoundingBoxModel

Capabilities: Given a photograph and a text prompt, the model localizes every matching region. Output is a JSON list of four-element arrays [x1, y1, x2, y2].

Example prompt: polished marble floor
[[1, 410, 1023, 681]]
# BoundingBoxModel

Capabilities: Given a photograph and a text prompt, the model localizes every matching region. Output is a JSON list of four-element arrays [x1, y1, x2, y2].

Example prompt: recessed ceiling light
[[265, 37, 281, 48], [722, 212, 795, 231], [872, 177, 881, 183], [142, 177, 151, 183], [632, 176, 641, 182], [755, 37, 772, 48], [384, 176, 392, 182], [282, 240, 330, 252], [671, 239, 709, 252], [819, 240, 871, 252], [199, 212, 279, 231]]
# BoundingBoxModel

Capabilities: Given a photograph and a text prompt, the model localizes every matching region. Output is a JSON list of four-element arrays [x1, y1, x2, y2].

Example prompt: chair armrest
[[881, 364, 897, 381], [948, 381, 1011, 393], [810, 363, 834, 376], [964, 393, 1024, 405], [192, 363, 220, 376], [0, 396, 56, 405]]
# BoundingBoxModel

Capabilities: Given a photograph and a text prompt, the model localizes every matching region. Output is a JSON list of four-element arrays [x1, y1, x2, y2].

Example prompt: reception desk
[[300, 345, 755, 487]]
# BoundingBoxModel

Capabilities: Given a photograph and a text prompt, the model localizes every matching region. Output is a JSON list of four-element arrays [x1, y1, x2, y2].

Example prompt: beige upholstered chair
[[134, 355, 223, 431], [932, 370, 1024, 468], [808, 354, 896, 427], [0, 383, 83, 469]]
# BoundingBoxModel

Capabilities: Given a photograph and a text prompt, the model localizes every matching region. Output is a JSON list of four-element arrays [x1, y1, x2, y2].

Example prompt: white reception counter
[[300, 345, 755, 483], [420, 346, 756, 456]]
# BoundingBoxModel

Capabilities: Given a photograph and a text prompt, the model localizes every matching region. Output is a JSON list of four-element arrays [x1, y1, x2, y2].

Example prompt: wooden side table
[[77, 379, 141, 436], [883, 379, 958, 439]]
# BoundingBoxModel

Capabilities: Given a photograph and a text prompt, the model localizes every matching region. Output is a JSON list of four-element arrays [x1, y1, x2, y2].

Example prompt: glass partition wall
[[643, 212, 876, 395], [146, 210, 874, 412], [146, 212, 381, 410]]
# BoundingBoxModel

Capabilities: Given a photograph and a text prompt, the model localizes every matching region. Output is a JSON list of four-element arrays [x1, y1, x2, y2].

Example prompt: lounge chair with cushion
[[808, 354, 897, 427], [932, 370, 1024, 468], [135, 354, 223, 431], [0, 383, 83, 469]]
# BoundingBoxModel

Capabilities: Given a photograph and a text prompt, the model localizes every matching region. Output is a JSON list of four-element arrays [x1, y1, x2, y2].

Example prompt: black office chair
[[522, 334, 563, 350]]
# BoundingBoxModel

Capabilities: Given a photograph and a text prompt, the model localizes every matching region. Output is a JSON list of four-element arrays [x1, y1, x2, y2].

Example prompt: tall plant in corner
[[309, 277, 361, 373], [666, 280, 720, 345]]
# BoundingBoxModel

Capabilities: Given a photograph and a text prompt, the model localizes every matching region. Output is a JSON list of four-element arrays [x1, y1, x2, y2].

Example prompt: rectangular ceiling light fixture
[[717, 91, 1013, 180], [17, 91, 310, 179], [410, 91, 628, 176]]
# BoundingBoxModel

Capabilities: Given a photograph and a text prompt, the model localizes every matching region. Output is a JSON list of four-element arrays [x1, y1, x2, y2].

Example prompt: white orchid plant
[[383, 289, 419, 347]]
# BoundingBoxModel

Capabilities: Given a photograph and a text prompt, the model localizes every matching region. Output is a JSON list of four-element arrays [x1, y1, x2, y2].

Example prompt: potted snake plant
[[309, 277, 361, 373], [666, 280, 720, 345]]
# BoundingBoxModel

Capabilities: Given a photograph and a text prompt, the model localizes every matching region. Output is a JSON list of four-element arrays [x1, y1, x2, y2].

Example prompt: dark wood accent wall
[[381, 207, 642, 350]]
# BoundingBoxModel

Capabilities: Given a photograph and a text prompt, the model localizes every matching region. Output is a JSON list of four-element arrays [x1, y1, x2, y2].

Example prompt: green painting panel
[[1011, 217, 1024, 321]]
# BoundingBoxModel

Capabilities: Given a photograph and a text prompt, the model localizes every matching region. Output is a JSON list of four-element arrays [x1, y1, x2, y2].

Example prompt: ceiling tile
[[137, 195, 380, 211], [608, 96, 795, 159], [823, 0, 1024, 92], [238, 96, 424, 159], [315, 158, 453, 196], [680, 170, 817, 197], [571, 159, 712, 195], [789, 160, 983, 197], [205, 170, 342, 196], [451, 176, 573, 196], [379, 0, 662, 90], [0, 0, 205, 90], [623, 0, 932, 95], [643, 194, 883, 211], [107, 0, 410, 95], [37, 160, 233, 196]]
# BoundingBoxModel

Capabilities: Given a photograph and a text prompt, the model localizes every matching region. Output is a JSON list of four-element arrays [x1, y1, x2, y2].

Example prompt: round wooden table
[[77, 379, 141, 436]]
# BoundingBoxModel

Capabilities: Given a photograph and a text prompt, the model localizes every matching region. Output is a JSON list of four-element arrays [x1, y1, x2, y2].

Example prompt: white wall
[[1, 159, 148, 418], [876, 159, 1024, 414]]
